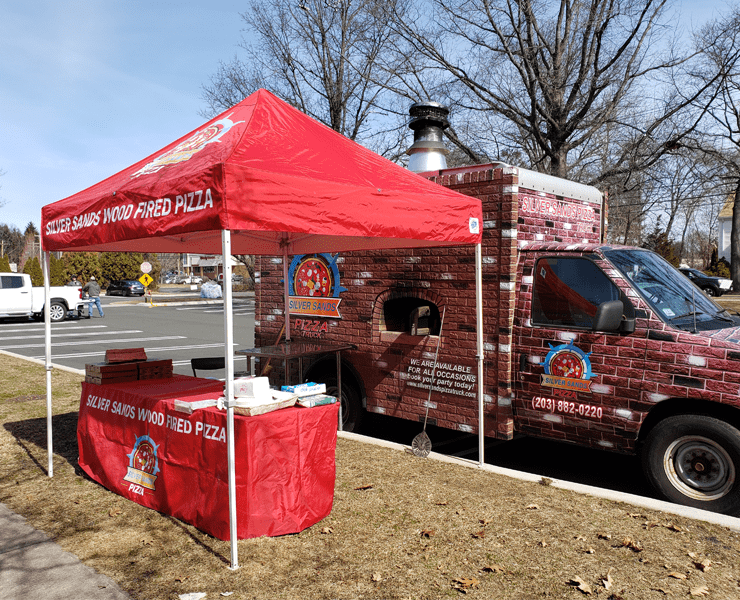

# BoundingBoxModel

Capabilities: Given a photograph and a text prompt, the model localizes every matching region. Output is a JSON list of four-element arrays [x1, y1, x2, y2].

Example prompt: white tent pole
[[475, 243, 485, 467], [222, 230, 239, 570], [282, 237, 291, 342], [43, 251, 54, 477]]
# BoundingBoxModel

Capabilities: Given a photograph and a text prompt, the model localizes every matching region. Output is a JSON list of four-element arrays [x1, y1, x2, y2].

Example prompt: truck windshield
[[602, 248, 736, 331]]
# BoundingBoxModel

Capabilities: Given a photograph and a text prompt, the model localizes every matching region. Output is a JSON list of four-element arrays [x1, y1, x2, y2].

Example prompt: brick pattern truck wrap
[[255, 162, 740, 516]]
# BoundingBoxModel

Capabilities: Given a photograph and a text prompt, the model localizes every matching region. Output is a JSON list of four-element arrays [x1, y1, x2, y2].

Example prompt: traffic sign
[[139, 273, 154, 287], [141, 261, 152, 274]]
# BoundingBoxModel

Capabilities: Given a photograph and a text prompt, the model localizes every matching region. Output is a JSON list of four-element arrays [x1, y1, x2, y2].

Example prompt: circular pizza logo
[[288, 254, 346, 298], [544, 341, 594, 379], [124, 435, 161, 490]]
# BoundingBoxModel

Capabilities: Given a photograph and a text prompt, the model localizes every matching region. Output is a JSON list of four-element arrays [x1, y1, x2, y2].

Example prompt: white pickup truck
[[0, 272, 90, 322]]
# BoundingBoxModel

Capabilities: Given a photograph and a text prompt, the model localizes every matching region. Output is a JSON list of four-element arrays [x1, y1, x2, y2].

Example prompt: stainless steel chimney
[[406, 102, 449, 173]]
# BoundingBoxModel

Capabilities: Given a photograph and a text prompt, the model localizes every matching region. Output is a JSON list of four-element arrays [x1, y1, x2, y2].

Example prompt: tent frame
[[42, 240, 484, 570]]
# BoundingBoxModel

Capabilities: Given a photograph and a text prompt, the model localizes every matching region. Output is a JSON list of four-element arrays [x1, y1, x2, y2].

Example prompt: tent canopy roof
[[42, 89, 481, 256]]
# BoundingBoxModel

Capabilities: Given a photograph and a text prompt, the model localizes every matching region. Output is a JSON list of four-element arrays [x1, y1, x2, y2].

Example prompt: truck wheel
[[48, 302, 67, 323], [642, 415, 740, 515], [323, 376, 364, 433]]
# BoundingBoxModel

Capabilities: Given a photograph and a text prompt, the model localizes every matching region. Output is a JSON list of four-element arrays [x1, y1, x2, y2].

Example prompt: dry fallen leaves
[[320, 526, 333, 534], [481, 564, 505, 574], [668, 571, 687, 580], [567, 576, 592, 595], [108, 507, 122, 517], [354, 484, 373, 491], [451, 577, 480, 593], [620, 537, 643, 552], [690, 584, 710, 597], [526, 503, 539, 510], [471, 530, 485, 539], [421, 529, 435, 538], [371, 572, 382, 582], [601, 568, 614, 590], [651, 587, 671, 595], [693, 558, 712, 572]]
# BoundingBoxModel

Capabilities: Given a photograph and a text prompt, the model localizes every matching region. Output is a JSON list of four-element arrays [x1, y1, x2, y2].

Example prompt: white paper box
[[234, 376, 271, 399]]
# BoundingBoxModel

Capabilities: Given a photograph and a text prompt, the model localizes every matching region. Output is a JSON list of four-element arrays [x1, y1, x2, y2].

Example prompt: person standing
[[82, 276, 104, 317]]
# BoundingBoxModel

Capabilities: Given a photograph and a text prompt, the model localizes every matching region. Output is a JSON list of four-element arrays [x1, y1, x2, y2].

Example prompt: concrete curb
[[0, 504, 132, 600], [338, 431, 740, 532], [1, 349, 85, 376]]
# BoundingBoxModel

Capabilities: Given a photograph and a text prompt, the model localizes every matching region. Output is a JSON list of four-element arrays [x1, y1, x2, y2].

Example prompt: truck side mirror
[[592, 300, 624, 332]]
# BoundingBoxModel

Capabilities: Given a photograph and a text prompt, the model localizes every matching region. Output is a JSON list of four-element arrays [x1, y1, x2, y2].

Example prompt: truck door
[[0, 275, 29, 314], [515, 255, 640, 452]]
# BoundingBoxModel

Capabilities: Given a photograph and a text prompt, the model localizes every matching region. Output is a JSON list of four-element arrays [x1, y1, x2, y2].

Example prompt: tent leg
[[43, 251, 53, 478], [475, 243, 485, 467], [282, 242, 291, 343], [222, 230, 239, 570]]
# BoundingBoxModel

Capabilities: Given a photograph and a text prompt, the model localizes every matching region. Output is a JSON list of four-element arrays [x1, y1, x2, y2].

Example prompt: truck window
[[0, 276, 23, 289], [603, 248, 736, 331], [532, 257, 619, 329], [383, 297, 441, 335]]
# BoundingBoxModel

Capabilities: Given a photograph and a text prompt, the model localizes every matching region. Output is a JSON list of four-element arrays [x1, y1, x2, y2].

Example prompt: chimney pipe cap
[[409, 102, 449, 130]]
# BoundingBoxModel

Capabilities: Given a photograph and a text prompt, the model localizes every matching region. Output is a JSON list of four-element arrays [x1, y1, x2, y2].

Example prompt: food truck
[[254, 105, 740, 516]]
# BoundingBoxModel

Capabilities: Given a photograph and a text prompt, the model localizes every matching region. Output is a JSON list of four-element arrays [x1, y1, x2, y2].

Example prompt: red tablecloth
[[77, 375, 339, 540]]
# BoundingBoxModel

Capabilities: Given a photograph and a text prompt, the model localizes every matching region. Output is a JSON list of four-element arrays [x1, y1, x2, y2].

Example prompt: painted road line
[[0, 336, 187, 350], [0, 330, 143, 341], [34, 342, 235, 360], [0, 322, 107, 330]]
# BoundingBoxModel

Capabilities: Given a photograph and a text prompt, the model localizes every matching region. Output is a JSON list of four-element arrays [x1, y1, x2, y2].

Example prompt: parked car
[[106, 280, 146, 296], [217, 273, 244, 285], [0, 272, 89, 322], [678, 267, 733, 297], [173, 274, 203, 284]]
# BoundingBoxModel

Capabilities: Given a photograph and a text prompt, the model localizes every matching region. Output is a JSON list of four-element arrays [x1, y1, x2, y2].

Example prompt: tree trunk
[[732, 180, 740, 289]]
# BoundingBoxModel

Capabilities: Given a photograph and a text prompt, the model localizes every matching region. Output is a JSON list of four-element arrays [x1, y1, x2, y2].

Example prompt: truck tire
[[701, 286, 718, 297], [323, 376, 364, 433], [642, 415, 740, 515], [48, 301, 67, 323]]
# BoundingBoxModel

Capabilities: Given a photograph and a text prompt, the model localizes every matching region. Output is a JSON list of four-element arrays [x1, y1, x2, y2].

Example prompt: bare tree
[[385, 0, 725, 181], [677, 7, 740, 286], [202, 0, 402, 143]]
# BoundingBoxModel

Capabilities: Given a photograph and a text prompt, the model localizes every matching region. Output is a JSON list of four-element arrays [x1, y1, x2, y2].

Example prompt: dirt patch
[[5, 394, 45, 404], [1, 354, 739, 599]]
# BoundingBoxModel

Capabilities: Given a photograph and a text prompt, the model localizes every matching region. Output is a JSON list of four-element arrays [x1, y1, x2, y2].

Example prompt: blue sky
[[0, 0, 731, 233], [0, 1, 246, 231]]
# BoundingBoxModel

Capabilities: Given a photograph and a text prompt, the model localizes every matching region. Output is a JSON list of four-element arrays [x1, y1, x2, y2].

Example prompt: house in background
[[719, 195, 734, 262], [183, 254, 240, 280]]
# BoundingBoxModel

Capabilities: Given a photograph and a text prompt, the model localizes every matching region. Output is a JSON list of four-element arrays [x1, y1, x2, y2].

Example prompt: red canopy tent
[[40, 89, 484, 568], [43, 89, 481, 255]]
